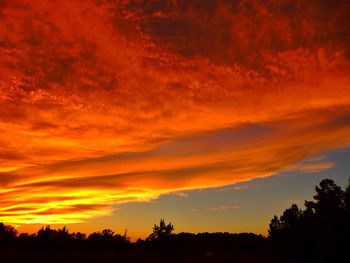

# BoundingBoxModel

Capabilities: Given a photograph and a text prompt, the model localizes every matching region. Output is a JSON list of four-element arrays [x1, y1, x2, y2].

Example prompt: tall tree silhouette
[[269, 178, 350, 261], [312, 178, 344, 214], [269, 204, 302, 239]]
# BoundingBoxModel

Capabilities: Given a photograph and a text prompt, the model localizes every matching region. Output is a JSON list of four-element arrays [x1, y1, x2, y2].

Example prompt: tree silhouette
[[101, 229, 114, 239], [280, 204, 302, 227], [312, 178, 344, 214], [269, 178, 350, 261], [0, 223, 17, 249], [72, 231, 86, 241], [268, 204, 302, 243], [57, 226, 70, 242], [147, 219, 174, 241], [268, 216, 282, 241], [37, 225, 57, 242], [86, 228, 130, 252]]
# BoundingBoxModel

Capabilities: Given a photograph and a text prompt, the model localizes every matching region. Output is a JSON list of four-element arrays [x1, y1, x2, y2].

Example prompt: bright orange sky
[[0, 0, 350, 236]]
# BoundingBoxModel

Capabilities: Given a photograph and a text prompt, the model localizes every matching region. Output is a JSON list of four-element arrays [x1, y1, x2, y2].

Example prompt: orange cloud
[[0, 0, 349, 225], [285, 162, 335, 174]]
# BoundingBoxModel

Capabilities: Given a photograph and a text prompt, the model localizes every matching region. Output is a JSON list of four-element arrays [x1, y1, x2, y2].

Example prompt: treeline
[[0, 177, 349, 262], [0, 225, 130, 252], [0, 222, 267, 254]]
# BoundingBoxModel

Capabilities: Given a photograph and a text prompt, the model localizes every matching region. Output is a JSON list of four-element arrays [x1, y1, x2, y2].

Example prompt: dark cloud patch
[[33, 204, 109, 216], [0, 172, 20, 186], [30, 121, 59, 131], [15, 162, 230, 190], [119, 0, 350, 72], [0, 206, 35, 213], [0, 150, 23, 160], [0, 204, 109, 217]]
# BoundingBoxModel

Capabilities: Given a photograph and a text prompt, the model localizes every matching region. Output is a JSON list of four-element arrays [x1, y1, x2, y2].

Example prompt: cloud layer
[[0, 0, 349, 224]]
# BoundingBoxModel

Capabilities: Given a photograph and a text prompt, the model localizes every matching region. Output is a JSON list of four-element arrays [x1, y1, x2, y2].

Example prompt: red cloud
[[0, 0, 349, 224]]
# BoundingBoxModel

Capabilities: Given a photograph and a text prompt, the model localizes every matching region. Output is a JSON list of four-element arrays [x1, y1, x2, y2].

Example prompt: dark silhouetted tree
[[312, 178, 344, 214], [0, 223, 17, 249], [87, 228, 130, 252], [147, 219, 174, 241], [72, 231, 86, 241], [101, 229, 114, 239], [269, 178, 350, 261], [268, 215, 283, 242], [57, 226, 70, 239]]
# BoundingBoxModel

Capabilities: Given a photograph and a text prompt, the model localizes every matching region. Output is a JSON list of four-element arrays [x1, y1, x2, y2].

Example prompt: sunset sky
[[0, 0, 350, 239]]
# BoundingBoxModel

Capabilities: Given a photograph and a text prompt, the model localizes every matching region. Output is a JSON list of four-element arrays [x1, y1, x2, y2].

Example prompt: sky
[[0, 0, 350, 239]]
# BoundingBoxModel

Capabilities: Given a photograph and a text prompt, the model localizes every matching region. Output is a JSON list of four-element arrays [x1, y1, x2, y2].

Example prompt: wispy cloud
[[285, 162, 335, 174]]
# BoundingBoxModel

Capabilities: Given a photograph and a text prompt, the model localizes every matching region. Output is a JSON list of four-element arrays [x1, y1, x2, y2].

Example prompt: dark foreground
[[0, 251, 322, 263]]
